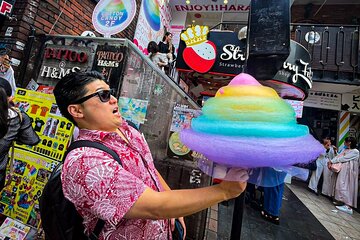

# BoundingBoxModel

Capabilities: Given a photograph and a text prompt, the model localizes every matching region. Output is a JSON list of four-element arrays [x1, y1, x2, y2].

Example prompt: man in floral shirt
[[53, 71, 248, 240]]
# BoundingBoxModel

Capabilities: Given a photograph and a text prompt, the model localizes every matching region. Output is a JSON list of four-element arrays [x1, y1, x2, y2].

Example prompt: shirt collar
[[78, 119, 131, 142]]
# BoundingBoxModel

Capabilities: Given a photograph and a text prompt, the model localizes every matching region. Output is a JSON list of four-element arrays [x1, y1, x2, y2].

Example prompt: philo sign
[[0, 0, 14, 16]]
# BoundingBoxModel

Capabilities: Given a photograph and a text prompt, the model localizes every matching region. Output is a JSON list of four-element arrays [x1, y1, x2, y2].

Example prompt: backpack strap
[[65, 140, 122, 240], [66, 140, 121, 165]]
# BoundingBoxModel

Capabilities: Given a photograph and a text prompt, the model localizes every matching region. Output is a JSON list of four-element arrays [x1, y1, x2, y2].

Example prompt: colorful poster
[[0, 149, 58, 228], [118, 97, 148, 127], [133, 0, 172, 54], [92, 0, 137, 37], [170, 104, 200, 132], [0, 217, 31, 240], [13, 88, 74, 162], [0, 89, 74, 228], [167, 104, 201, 161]]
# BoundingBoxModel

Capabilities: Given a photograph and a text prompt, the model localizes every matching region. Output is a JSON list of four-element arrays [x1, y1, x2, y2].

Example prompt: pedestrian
[[147, 41, 169, 71], [260, 167, 287, 225], [321, 138, 337, 198], [53, 71, 248, 239], [0, 48, 16, 96], [158, 32, 176, 63], [328, 137, 359, 214], [0, 77, 40, 190], [308, 137, 336, 195]]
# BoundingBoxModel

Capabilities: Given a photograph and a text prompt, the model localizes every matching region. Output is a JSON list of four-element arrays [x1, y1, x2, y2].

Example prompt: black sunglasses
[[73, 89, 115, 104]]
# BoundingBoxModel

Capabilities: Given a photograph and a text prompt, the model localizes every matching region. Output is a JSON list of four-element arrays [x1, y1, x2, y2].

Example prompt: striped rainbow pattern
[[338, 111, 350, 151], [180, 73, 323, 168]]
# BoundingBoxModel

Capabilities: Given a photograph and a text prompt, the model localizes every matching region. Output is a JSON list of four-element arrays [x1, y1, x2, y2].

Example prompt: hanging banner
[[92, 0, 137, 38], [133, 0, 172, 54]]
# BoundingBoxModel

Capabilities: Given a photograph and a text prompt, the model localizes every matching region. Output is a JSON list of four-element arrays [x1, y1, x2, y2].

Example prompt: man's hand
[[219, 168, 248, 200]]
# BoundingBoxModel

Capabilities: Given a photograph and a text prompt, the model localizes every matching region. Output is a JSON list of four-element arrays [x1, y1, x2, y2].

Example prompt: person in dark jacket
[[0, 78, 40, 189], [158, 32, 176, 62]]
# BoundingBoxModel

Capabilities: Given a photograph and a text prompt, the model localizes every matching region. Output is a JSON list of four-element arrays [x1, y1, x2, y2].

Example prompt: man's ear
[[68, 104, 83, 119]]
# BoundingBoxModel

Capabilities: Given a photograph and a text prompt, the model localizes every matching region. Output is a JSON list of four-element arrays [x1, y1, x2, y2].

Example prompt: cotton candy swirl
[[180, 73, 323, 168]]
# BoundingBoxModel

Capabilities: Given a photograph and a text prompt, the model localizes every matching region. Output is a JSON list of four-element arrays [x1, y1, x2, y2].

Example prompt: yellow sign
[[0, 149, 58, 228], [13, 88, 74, 161], [0, 88, 74, 228]]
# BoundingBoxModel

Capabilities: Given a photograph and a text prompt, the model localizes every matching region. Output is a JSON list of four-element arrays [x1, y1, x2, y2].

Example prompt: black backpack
[[39, 140, 122, 240]]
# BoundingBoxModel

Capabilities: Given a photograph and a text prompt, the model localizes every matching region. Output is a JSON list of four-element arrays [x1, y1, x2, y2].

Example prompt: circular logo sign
[[92, 0, 137, 37]]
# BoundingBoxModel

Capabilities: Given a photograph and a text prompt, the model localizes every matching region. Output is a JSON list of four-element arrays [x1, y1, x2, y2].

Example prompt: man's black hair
[[53, 71, 105, 126]]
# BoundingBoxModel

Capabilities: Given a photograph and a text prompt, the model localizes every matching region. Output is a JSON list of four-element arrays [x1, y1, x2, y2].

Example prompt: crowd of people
[[308, 136, 359, 215], [147, 32, 176, 76]]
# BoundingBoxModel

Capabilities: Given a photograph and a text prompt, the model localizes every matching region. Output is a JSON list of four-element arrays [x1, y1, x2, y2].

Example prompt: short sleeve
[[62, 148, 147, 224]]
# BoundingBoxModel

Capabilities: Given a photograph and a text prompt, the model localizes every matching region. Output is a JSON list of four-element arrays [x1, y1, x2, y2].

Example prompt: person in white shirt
[[308, 137, 336, 194], [0, 49, 16, 96]]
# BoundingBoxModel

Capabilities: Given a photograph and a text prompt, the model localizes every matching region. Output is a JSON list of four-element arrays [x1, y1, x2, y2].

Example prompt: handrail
[[124, 39, 200, 109]]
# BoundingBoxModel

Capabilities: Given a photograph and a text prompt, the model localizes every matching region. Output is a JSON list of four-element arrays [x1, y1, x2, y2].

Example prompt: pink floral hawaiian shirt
[[61, 120, 170, 239]]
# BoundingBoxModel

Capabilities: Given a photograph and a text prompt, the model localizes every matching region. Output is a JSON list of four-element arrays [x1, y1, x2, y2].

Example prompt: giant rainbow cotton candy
[[180, 73, 323, 168]]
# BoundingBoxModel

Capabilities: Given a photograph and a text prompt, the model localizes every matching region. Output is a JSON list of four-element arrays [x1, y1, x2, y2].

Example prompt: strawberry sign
[[180, 25, 216, 73]]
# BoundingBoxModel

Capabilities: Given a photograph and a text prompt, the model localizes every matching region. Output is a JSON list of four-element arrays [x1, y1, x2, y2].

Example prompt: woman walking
[[329, 137, 359, 214]]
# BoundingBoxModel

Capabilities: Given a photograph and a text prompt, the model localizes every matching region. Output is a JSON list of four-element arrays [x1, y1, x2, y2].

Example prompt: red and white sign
[[0, 1, 13, 16]]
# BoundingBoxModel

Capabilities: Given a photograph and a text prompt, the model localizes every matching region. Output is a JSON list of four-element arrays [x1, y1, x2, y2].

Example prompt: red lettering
[[44, 48, 51, 59], [43, 48, 88, 63], [229, 5, 236, 11], [68, 51, 77, 62], [219, 5, 227, 11], [78, 52, 88, 63], [194, 5, 202, 11], [0, 1, 12, 15], [56, 49, 62, 60]]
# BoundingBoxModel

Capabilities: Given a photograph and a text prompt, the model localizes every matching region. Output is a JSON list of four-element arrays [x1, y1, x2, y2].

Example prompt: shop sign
[[92, 45, 126, 90], [177, 29, 246, 75], [92, 0, 137, 38], [303, 90, 341, 111], [0, 0, 14, 16], [171, 0, 250, 12], [38, 46, 93, 82], [269, 40, 313, 100], [341, 93, 360, 113]]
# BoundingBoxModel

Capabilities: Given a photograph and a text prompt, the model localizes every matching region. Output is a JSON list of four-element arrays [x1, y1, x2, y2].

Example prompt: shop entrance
[[298, 107, 339, 143]]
